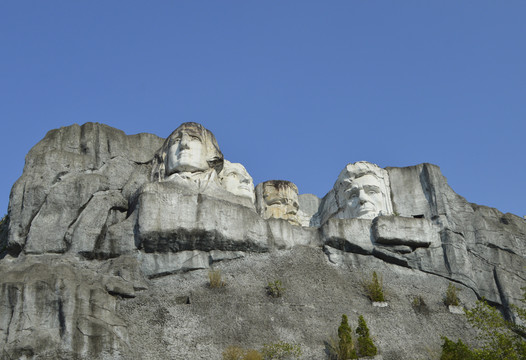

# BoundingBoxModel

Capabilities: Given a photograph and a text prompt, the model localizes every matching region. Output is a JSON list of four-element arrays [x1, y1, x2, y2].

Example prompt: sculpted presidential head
[[152, 122, 224, 181], [256, 180, 300, 226], [219, 160, 255, 203], [334, 161, 393, 220]]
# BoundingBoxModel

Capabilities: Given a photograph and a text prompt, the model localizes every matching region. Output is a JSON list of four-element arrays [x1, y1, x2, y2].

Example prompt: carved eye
[[348, 189, 359, 198], [190, 135, 201, 141]]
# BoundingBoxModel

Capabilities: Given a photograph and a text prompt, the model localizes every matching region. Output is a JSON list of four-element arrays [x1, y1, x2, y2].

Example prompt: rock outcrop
[[1, 122, 524, 359]]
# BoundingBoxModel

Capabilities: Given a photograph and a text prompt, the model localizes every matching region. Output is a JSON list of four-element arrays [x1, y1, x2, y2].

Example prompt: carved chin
[[353, 207, 378, 219], [233, 189, 252, 198], [355, 211, 378, 219], [173, 159, 208, 173]]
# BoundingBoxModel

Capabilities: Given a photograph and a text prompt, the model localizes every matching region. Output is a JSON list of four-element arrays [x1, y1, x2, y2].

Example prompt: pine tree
[[356, 315, 377, 357], [338, 314, 357, 359], [370, 271, 385, 302]]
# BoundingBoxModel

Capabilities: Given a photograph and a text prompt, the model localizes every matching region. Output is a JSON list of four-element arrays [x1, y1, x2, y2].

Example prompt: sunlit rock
[[255, 180, 301, 226], [219, 160, 256, 205], [1, 122, 525, 360]]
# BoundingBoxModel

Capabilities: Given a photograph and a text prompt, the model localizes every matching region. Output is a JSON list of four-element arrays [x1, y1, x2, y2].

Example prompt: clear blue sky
[[1, 1, 525, 217]]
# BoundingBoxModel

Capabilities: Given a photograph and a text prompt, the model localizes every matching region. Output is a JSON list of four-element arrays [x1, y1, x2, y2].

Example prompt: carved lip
[[176, 151, 192, 159], [357, 205, 376, 214]]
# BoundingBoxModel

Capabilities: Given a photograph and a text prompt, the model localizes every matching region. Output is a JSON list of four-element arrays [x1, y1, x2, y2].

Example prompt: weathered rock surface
[[0, 254, 146, 359], [372, 216, 439, 248], [136, 181, 270, 253], [1, 122, 524, 359], [7, 123, 163, 256], [120, 247, 481, 360], [0, 215, 8, 256], [255, 180, 302, 226]]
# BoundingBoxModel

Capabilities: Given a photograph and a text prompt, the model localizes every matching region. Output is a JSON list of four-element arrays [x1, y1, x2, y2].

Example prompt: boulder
[[136, 181, 270, 253], [372, 215, 440, 248]]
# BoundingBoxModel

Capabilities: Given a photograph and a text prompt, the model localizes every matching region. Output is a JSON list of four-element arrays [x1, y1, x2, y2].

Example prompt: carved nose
[[358, 190, 369, 204], [179, 134, 190, 149], [179, 141, 190, 150], [241, 177, 250, 184]]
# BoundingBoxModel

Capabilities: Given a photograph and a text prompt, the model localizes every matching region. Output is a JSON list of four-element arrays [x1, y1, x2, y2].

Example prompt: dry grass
[[208, 269, 226, 288], [243, 349, 263, 360], [326, 335, 356, 360], [222, 346, 244, 360], [221, 346, 262, 360], [261, 341, 302, 359]]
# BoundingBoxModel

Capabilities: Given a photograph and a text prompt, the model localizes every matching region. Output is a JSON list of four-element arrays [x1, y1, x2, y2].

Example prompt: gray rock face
[[7, 122, 163, 256], [314, 161, 526, 320], [0, 215, 8, 256], [0, 254, 145, 359], [136, 181, 269, 253], [1, 123, 525, 359], [386, 164, 526, 316], [372, 216, 439, 248], [322, 218, 374, 255]]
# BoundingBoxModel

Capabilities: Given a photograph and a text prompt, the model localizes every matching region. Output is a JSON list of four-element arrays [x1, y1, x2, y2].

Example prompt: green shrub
[[355, 315, 377, 357], [412, 295, 429, 313], [336, 314, 357, 360], [208, 269, 226, 288], [363, 271, 385, 302], [440, 290, 526, 360], [465, 298, 525, 359], [412, 295, 424, 307], [440, 337, 473, 360], [444, 283, 460, 306], [261, 341, 301, 360], [267, 280, 286, 298]]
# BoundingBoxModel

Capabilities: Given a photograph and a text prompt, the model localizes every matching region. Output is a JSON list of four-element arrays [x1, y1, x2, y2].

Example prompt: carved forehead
[[163, 122, 222, 158], [167, 122, 209, 142], [222, 160, 250, 177], [263, 180, 298, 194], [339, 162, 385, 181], [348, 174, 383, 188]]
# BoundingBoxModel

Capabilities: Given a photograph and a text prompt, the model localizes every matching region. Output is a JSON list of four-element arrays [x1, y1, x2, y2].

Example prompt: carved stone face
[[157, 122, 223, 179], [340, 174, 385, 219], [219, 160, 255, 202], [256, 180, 300, 225], [166, 130, 208, 174], [334, 162, 393, 220]]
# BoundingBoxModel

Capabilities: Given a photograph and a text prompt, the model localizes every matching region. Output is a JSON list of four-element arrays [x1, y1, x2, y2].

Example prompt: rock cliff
[[1, 122, 524, 359]]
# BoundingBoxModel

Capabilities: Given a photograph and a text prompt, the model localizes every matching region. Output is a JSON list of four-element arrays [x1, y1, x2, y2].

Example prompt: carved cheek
[[349, 196, 359, 207], [370, 193, 383, 208], [167, 145, 178, 167]]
